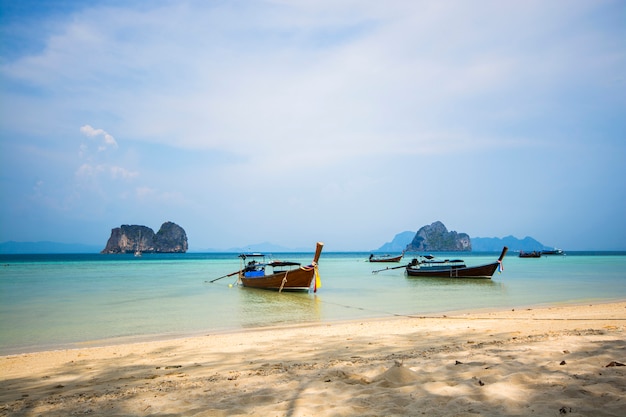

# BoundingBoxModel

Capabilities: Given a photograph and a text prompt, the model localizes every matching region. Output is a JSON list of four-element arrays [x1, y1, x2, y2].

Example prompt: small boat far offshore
[[368, 252, 404, 263], [541, 248, 565, 256], [519, 250, 542, 258], [405, 247, 508, 279], [238, 242, 324, 292]]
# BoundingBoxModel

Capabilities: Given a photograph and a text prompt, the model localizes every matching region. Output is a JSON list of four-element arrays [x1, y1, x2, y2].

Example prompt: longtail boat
[[371, 253, 466, 274], [238, 242, 324, 292], [519, 250, 541, 258], [405, 247, 508, 279], [368, 253, 404, 263]]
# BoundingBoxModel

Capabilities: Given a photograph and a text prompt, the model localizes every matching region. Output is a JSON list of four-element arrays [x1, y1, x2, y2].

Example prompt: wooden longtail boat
[[369, 253, 404, 263], [372, 254, 466, 274], [238, 242, 324, 292], [405, 247, 508, 279], [519, 250, 541, 258]]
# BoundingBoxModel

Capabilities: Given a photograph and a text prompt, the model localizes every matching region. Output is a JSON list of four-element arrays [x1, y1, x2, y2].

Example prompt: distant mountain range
[[220, 242, 312, 253], [471, 235, 552, 252], [376, 231, 416, 252], [1, 234, 554, 254], [376, 231, 553, 252], [0, 241, 103, 254], [0, 240, 313, 254]]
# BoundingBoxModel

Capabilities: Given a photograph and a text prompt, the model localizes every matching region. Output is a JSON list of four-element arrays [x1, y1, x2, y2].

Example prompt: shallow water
[[1, 251, 625, 354]]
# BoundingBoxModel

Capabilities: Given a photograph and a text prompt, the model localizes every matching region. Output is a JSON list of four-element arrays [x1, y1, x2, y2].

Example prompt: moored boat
[[369, 253, 404, 263], [519, 250, 541, 258], [407, 255, 467, 270], [238, 242, 324, 292], [405, 247, 508, 279], [541, 248, 564, 255]]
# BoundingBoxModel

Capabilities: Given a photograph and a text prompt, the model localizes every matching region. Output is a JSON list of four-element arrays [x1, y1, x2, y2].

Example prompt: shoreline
[[2, 301, 625, 416], [4, 297, 625, 357]]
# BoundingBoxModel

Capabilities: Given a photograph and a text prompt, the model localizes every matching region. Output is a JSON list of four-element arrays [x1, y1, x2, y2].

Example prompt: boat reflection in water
[[235, 287, 322, 328]]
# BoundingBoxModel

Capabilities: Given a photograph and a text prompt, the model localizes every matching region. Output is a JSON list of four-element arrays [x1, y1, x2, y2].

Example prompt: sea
[[1, 251, 625, 355]]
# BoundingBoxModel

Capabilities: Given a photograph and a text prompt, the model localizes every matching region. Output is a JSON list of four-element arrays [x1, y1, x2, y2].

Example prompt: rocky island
[[101, 222, 188, 254], [405, 221, 471, 252]]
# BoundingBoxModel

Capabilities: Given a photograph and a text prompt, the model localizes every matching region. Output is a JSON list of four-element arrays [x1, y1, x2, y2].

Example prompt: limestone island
[[101, 221, 188, 254], [405, 221, 471, 252]]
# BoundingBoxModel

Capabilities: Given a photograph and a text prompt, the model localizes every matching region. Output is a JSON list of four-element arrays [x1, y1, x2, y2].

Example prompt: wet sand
[[1, 301, 625, 416]]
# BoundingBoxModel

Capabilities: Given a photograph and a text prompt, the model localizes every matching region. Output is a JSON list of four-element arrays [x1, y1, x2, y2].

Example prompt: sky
[[1, 0, 625, 251]]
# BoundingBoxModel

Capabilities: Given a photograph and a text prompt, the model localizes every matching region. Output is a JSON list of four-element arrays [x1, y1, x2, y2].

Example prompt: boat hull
[[238, 242, 323, 292], [369, 255, 403, 263], [405, 247, 508, 279], [239, 267, 316, 291], [541, 249, 564, 255], [519, 251, 542, 258], [406, 261, 499, 279]]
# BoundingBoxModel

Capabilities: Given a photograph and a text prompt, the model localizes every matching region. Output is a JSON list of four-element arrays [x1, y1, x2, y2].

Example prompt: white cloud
[[6, 1, 621, 159], [135, 186, 186, 205], [75, 163, 104, 178], [80, 125, 118, 151], [109, 165, 138, 180], [136, 186, 156, 198], [75, 163, 137, 181], [1, 0, 624, 250]]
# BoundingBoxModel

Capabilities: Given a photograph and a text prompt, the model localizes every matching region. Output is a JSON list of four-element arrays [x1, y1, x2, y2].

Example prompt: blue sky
[[1, 0, 624, 251]]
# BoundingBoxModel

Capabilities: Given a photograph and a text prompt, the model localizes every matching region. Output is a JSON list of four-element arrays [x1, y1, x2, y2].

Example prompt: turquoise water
[[1, 251, 625, 355]]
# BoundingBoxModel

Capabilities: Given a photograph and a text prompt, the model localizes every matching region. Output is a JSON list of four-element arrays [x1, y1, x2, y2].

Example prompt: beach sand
[[1, 302, 625, 417]]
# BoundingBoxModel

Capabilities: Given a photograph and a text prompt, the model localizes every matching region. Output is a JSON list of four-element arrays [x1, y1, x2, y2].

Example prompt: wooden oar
[[372, 263, 409, 274], [207, 270, 241, 283]]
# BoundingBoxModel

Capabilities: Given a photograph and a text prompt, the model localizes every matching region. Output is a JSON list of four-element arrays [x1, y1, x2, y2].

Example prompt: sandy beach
[[1, 302, 625, 417]]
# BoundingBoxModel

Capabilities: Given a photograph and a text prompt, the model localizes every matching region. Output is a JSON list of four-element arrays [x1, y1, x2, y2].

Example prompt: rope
[[279, 270, 288, 293], [308, 297, 626, 322]]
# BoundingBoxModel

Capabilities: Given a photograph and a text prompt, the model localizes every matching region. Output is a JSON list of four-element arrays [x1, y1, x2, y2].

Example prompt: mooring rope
[[310, 296, 626, 322], [278, 271, 288, 293]]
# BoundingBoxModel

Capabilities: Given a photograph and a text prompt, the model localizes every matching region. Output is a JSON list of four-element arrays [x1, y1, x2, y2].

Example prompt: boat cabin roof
[[269, 261, 301, 267], [415, 255, 465, 264], [238, 253, 301, 268], [239, 253, 265, 259]]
